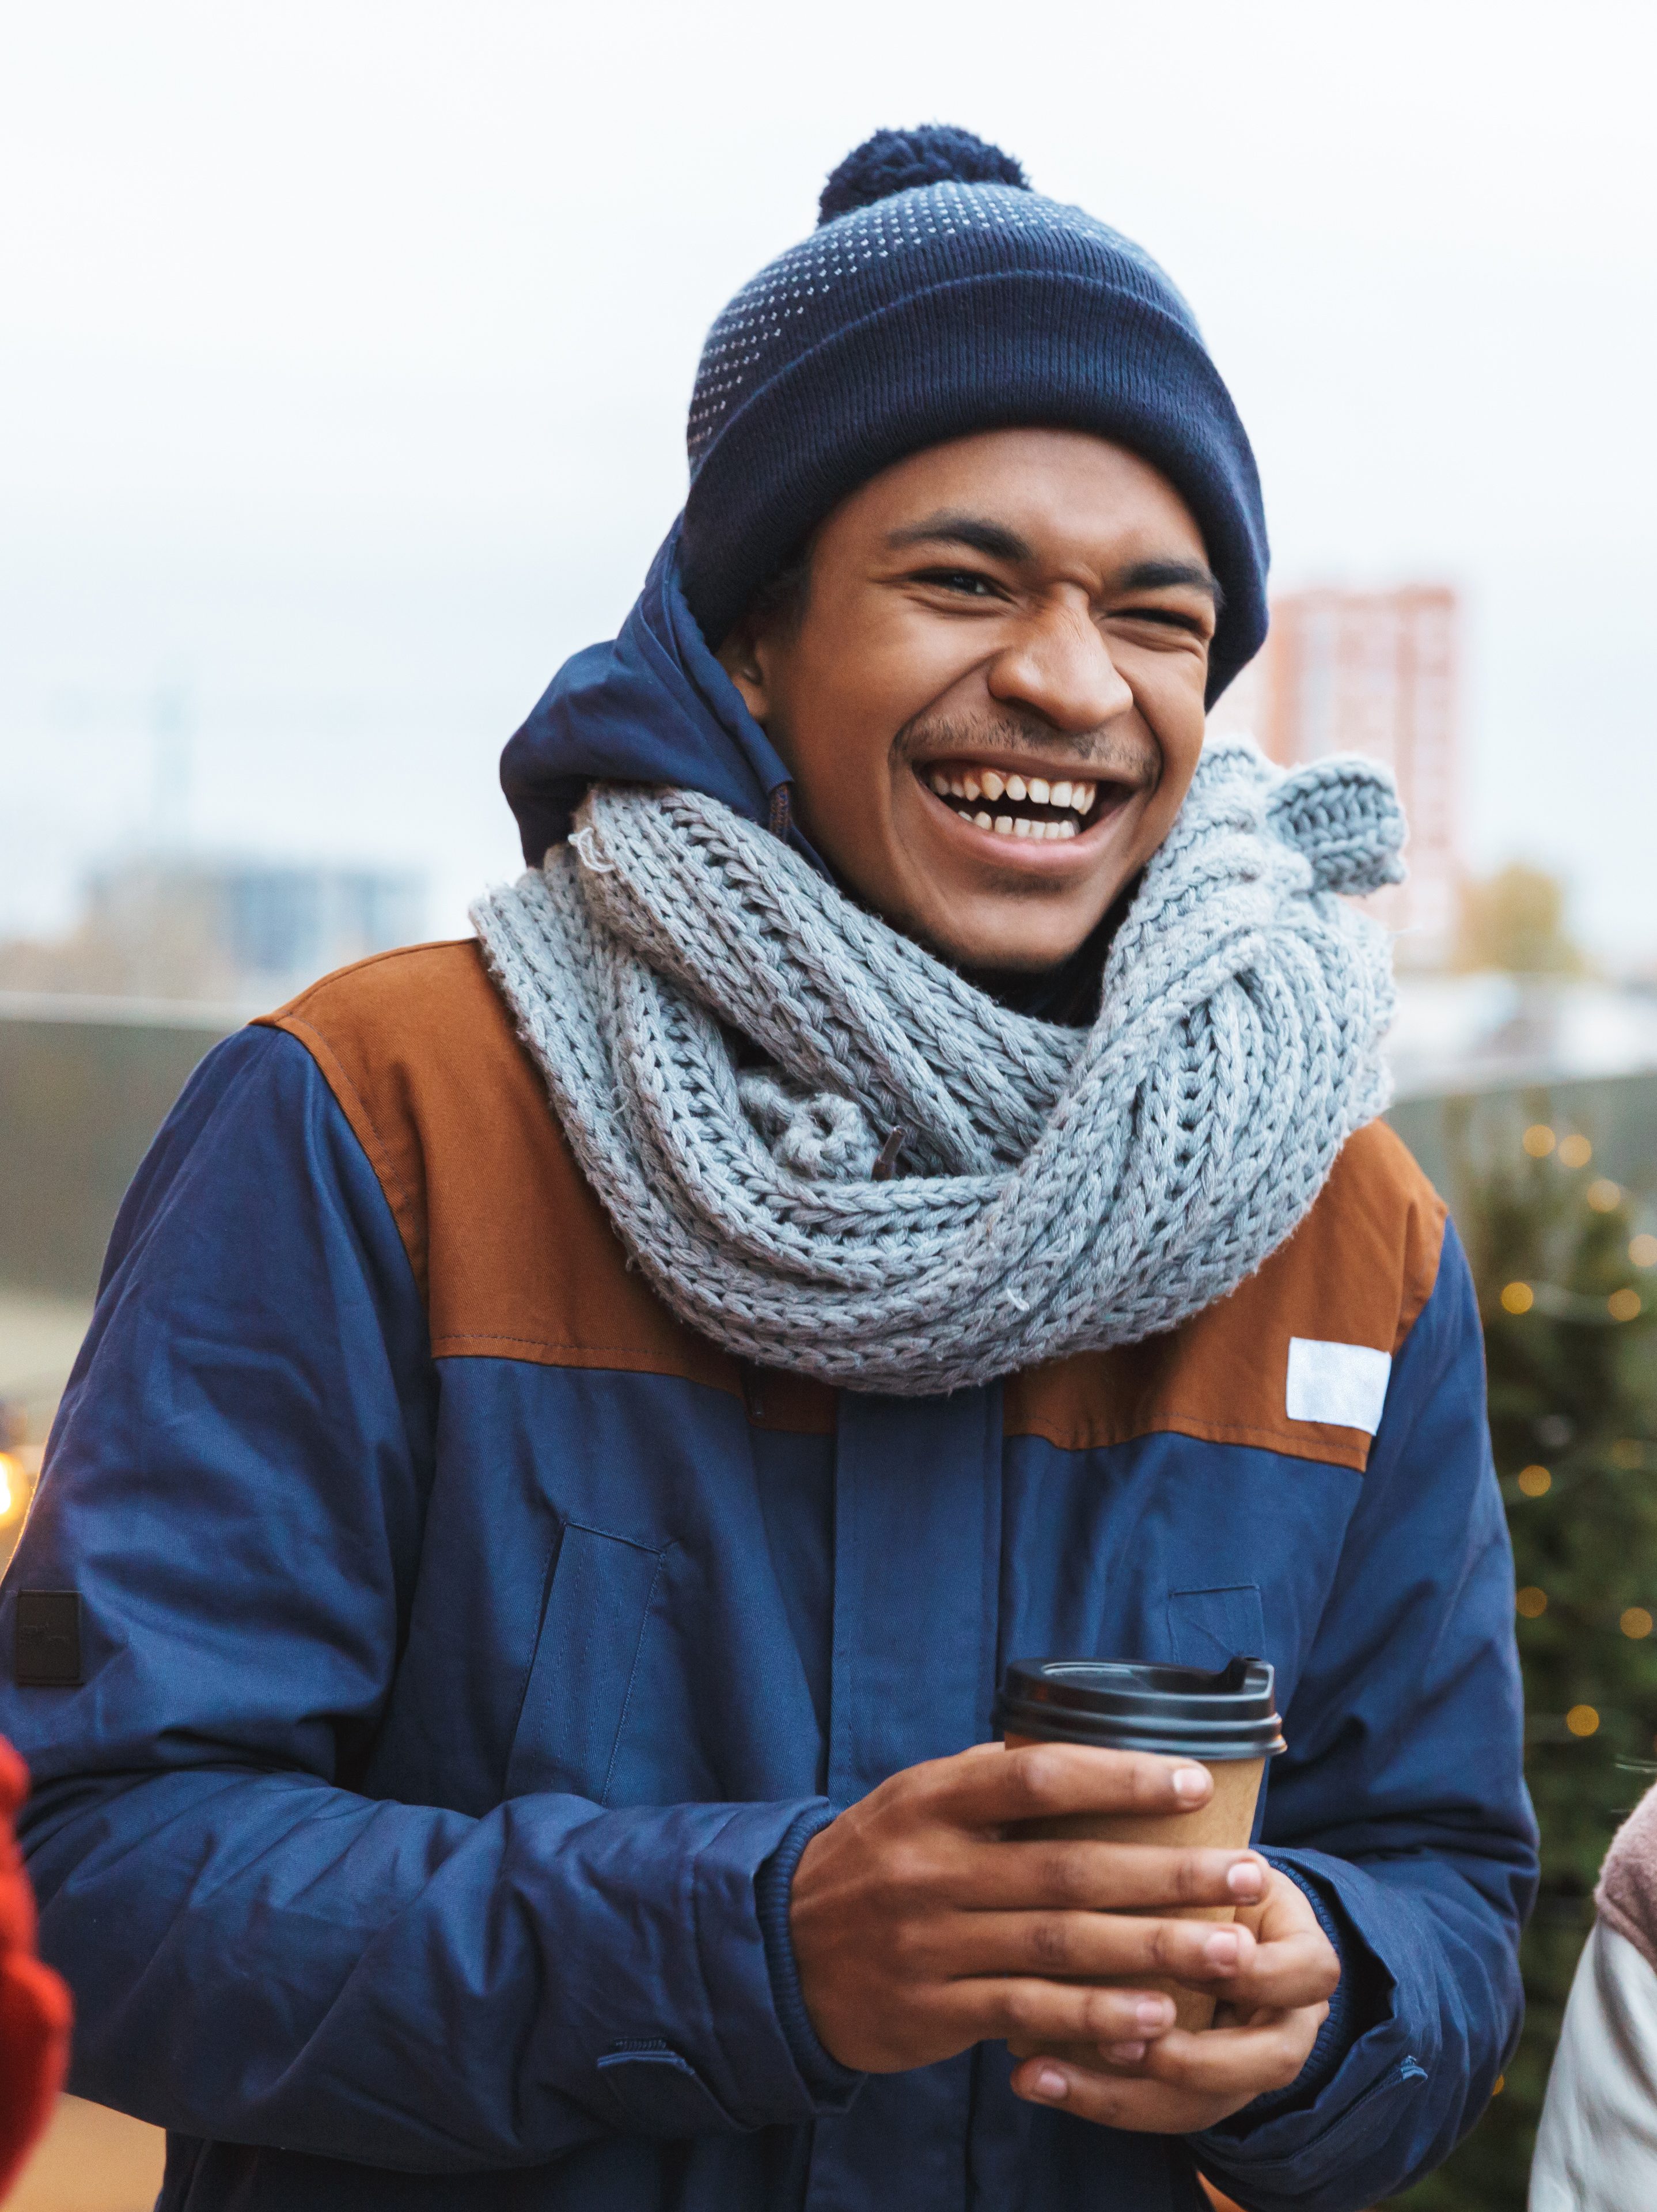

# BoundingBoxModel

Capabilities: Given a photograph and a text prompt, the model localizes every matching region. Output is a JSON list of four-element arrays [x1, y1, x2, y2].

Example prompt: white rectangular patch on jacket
[[1286, 1338, 1393, 1434]]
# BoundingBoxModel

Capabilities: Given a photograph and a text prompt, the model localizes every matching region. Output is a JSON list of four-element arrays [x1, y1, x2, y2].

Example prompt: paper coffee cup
[[995, 1656, 1285, 2043]]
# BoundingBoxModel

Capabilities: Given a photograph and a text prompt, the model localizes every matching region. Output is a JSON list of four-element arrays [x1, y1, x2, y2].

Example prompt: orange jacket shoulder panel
[[1004, 1120, 1448, 1472], [257, 942, 737, 1396], [261, 956, 1443, 1466]]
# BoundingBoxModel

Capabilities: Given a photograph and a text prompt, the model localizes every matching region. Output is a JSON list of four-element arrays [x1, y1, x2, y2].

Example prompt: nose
[[986, 596, 1133, 734]]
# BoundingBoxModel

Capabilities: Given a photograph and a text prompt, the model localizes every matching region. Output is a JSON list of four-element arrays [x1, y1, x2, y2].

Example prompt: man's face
[[719, 427, 1219, 972]]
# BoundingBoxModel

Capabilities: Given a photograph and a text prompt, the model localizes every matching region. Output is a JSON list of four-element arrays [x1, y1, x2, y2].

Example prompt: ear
[[716, 620, 775, 724]]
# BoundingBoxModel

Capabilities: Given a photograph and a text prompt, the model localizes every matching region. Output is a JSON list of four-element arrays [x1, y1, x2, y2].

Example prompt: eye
[[911, 567, 1005, 600], [1112, 603, 1210, 638]]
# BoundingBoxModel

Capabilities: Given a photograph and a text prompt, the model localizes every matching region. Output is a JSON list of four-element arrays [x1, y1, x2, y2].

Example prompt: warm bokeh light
[[1522, 1124, 1556, 1158], [1557, 1133, 1592, 1169], [1587, 1179, 1623, 1211], [1566, 1705, 1600, 1737], [1622, 1608, 1654, 1641], [1500, 1282, 1534, 1315], [0, 1455, 14, 1520], [1516, 1586, 1548, 1618], [1608, 1288, 1643, 1322], [1516, 1464, 1552, 1497], [1632, 1234, 1657, 1268]]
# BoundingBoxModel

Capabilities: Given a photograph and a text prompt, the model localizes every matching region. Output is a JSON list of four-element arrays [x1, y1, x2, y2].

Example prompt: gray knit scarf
[[472, 740, 1403, 1396]]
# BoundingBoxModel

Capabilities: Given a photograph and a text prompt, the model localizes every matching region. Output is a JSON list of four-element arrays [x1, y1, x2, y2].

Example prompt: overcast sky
[[3, 0, 1654, 955]]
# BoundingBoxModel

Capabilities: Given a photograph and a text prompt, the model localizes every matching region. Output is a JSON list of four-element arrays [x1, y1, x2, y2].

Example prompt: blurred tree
[[1453, 863, 1586, 975], [1387, 1094, 1657, 2209]]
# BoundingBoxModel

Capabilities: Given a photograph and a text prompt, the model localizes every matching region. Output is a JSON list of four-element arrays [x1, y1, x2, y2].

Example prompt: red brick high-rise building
[[1215, 586, 1461, 967]]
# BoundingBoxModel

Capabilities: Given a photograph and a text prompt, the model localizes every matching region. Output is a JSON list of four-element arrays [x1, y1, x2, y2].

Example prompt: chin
[[915, 903, 1108, 975]]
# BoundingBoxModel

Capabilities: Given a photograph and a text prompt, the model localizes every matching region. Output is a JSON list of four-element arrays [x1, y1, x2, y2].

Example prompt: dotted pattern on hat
[[687, 183, 1183, 468]]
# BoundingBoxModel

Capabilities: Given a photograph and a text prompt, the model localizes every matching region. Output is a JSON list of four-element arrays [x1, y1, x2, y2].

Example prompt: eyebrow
[[884, 512, 1037, 563], [885, 514, 1224, 610], [1120, 558, 1225, 612]]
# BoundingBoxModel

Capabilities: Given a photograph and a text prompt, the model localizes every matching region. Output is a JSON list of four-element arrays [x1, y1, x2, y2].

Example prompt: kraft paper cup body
[[1002, 1740, 1266, 2036], [995, 1657, 1284, 2049]]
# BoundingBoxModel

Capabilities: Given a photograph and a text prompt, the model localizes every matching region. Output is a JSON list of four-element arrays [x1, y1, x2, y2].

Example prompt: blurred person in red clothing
[[0, 1737, 70, 2196]]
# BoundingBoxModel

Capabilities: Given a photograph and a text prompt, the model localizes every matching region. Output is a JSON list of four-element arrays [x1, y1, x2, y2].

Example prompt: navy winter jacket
[[0, 541, 1535, 2210]]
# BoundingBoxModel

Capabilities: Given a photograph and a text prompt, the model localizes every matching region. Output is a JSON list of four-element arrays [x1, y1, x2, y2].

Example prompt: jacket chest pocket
[[1167, 1584, 1267, 1669], [504, 1523, 671, 1804]]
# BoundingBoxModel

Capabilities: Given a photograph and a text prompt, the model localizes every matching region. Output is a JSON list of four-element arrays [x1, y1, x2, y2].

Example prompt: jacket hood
[[501, 522, 792, 867]]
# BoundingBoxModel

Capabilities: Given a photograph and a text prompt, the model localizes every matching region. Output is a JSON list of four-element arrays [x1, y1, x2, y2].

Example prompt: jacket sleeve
[[1192, 1218, 1538, 2212], [0, 1027, 854, 2173], [1529, 1918, 1657, 2212]]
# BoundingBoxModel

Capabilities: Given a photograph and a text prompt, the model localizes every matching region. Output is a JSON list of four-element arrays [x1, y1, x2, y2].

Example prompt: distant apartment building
[[1, 859, 426, 1005], [1216, 586, 1461, 967]]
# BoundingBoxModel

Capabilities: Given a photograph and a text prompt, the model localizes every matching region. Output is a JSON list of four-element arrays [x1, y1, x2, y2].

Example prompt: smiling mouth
[[916, 760, 1123, 843]]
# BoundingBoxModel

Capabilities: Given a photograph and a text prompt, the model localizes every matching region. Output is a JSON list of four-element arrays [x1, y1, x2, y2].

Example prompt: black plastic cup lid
[[994, 1656, 1286, 1760]]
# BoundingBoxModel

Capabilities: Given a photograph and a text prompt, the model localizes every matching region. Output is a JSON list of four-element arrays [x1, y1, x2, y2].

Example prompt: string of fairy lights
[[1501, 1118, 1657, 1747]]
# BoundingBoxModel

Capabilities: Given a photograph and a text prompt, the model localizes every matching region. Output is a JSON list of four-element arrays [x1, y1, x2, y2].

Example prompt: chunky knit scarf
[[472, 740, 1403, 1396]]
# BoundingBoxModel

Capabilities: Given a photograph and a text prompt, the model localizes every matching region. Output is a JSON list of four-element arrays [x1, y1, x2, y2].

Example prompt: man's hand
[[1007, 1860, 1336, 2129], [788, 1740, 1336, 2096]]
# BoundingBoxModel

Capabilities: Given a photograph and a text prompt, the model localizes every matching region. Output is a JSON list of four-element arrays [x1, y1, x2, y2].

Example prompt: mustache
[[894, 711, 1160, 786]]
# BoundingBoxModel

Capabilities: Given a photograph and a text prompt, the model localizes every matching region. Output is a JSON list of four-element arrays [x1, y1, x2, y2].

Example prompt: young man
[[0, 127, 1533, 2211]]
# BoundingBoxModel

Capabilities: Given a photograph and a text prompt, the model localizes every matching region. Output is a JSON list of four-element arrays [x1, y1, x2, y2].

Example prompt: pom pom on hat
[[818, 124, 1029, 225]]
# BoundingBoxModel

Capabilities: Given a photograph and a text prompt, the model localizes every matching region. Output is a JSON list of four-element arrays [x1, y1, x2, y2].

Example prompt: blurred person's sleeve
[[1530, 1780, 1657, 2209], [0, 1738, 71, 2196], [1530, 1919, 1657, 2210], [0, 1028, 853, 2172], [1190, 1226, 1538, 2211]]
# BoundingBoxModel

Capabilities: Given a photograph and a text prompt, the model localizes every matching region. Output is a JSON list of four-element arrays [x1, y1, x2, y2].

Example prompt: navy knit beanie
[[680, 126, 1268, 702]]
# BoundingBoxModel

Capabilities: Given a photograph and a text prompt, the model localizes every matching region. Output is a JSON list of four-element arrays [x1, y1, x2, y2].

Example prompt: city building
[[0, 858, 426, 1006], [1216, 585, 1461, 968]]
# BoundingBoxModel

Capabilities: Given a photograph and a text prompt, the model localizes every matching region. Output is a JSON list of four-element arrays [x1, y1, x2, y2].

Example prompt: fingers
[[957, 1840, 1268, 1914], [947, 1975, 1187, 2053], [1209, 1922, 1341, 2016], [942, 1978, 1182, 2051], [1012, 2052, 1243, 2136], [1008, 1999, 1329, 2134], [1110, 2004, 1330, 2099], [927, 1741, 1214, 1828], [938, 1906, 1264, 1987]]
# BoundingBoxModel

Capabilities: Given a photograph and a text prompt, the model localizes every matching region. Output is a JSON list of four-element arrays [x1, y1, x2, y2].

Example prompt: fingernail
[[1204, 1929, 1241, 1968], [1031, 2065, 1070, 2100], [1104, 2040, 1147, 2063], [1135, 1998, 1174, 2031], [1227, 1858, 1265, 1898], [1170, 1765, 1209, 1801]]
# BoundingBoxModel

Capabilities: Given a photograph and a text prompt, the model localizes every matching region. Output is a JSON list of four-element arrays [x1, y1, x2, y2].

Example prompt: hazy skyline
[[4, 1, 1654, 955]]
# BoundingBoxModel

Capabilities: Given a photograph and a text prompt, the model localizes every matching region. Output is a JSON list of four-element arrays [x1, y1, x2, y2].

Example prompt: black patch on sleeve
[[15, 1592, 82, 1687]]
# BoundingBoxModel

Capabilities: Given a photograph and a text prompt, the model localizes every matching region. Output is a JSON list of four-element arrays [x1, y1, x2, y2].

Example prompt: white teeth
[[974, 810, 991, 830], [962, 771, 981, 801], [1013, 817, 1031, 838], [1075, 782, 1095, 812], [980, 770, 1005, 801], [1057, 818, 1078, 839], [931, 771, 950, 795], [1051, 780, 1072, 809], [993, 815, 1013, 836], [1031, 820, 1051, 841], [1005, 774, 1027, 801], [1028, 777, 1050, 805], [953, 777, 969, 798]]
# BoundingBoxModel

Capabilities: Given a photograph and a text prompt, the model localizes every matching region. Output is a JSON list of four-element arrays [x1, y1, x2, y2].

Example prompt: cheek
[[1140, 673, 1208, 808]]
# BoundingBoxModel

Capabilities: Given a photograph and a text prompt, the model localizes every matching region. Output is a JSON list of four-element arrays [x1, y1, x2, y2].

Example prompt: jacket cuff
[[754, 1804, 865, 2105], [1236, 1855, 1391, 2116], [1188, 1846, 1424, 2188]]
